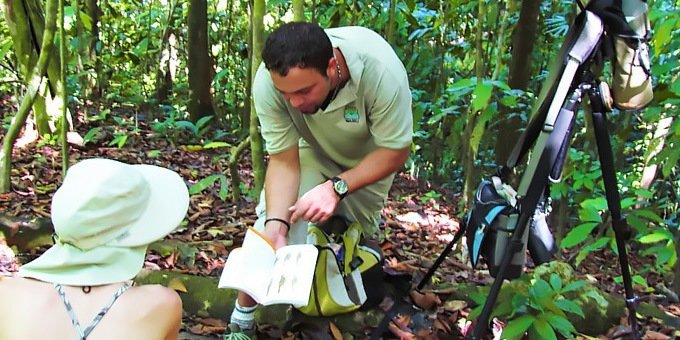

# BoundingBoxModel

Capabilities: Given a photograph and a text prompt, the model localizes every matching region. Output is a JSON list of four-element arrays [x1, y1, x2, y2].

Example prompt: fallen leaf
[[167, 277, 188, 292], [410, 290, 441, 310], [642, 331, 670, 340], [329, 321, 343, 340], [442, 299, 467, 312]]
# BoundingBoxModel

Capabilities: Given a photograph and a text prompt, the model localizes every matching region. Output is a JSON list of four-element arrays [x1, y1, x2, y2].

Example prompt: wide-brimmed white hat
[[19, 158, 189, 285]]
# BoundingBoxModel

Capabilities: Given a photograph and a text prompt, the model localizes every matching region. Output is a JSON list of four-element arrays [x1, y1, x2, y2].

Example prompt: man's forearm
[[339, 147, 410, 193], [264, 147, 300, 233]]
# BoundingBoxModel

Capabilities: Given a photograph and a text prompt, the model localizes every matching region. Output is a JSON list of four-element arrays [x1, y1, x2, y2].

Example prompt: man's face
[[271, 65, 333, 114]]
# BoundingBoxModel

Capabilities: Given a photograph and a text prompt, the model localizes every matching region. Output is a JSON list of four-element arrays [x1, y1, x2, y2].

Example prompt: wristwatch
[[330, 176, 349, 200]]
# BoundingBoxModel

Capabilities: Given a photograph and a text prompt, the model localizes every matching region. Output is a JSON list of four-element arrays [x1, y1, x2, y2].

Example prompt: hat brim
[[19, 244, 147, 286], [108, 164, 189, 247], [19, 161, 189, 286]]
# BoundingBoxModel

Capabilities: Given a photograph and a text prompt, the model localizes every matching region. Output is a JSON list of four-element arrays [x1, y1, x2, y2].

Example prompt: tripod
[[372, 4, 643, 340]]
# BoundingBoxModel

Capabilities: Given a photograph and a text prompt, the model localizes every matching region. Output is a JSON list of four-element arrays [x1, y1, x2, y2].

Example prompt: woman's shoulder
[[127, 284, 182, 309]]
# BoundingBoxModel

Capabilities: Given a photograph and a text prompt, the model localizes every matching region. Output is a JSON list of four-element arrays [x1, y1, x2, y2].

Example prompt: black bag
[[466, 177, 556, 279]]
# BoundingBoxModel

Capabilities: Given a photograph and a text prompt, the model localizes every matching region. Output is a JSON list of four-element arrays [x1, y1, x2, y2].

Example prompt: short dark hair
[[262, 22, 333, 77]]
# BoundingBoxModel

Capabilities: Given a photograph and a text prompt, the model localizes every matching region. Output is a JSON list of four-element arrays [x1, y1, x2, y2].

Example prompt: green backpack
[[296, 217, 384, 317]]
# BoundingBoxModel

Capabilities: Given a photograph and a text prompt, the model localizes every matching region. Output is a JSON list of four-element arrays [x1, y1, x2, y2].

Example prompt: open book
[[218, 227, 318, 306]]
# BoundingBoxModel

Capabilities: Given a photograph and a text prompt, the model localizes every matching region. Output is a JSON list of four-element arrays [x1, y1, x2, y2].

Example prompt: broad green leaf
[[632, 210, 665, 224], [500, 95, 518, 108], [620, 197, 638, 209], [580, 197, 608, 211], [448, 77, 476, 92], [218, 175, 229, 201], [651, 59, 679, 74], [83, 127, 102, 144], [646, 245, 674, 267], [80, 11, 93, 31], [0, 39, 13, 60], [195, 115, 214, 130], [633, 275, 649, 288], [470, 105, 495, 154], [578, 206, 603, 223], [532, 318, 557, 340], [652, 18, 677, 55], [501, 315, 535, 339], [585, 289, 609, 308], [561, 280, 587, 293], [543, 312, 576, 338], [550, 274, 562, 292], [133, 37, 150, 57], [554, 298, 584, 318], [109, 134, 128, 148], [560, 222, 598, 249], [472, 81, 493, 112], [203, 141, 232, 149], [638, 229, 673, 244], [189, 175, 221, 195], [575, 237, 610, 266], [529, 279, 553, 302], [175, 121, 199, 135]]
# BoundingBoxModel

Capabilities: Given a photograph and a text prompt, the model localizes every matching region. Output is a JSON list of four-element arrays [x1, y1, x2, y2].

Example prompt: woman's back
[[0, 276, 181, 340]]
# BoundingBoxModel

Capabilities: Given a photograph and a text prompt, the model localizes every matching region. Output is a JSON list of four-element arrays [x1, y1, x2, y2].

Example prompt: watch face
[[333, 178, 348, 195]]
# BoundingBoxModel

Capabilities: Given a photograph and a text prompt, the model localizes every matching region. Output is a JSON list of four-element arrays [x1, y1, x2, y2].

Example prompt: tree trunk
[[59, 0, 69, 175], [187, 0, 215, 122], [155, 0, 179, 105], [494, 0, 541, 166], [23, 0, 68, 136], [229, 136, 251, 203], [638, 116, 673, 206], [0, 0, 57, 193], [461, 0, 486, 207], [385, 0, 397, 45], [292, 0, 304, 21], [84, 0, 100, 100], [249, 0, 265, 198]]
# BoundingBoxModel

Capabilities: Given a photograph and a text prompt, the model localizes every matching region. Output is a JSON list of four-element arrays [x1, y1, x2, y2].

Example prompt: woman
[[0, 158, 189, 340]]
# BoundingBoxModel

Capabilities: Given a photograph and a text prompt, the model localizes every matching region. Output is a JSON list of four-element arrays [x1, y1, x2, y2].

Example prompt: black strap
[[264, 218, 291, 232]]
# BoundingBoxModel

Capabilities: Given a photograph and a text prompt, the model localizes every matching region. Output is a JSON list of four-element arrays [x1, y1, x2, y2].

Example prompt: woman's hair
[[262, 22, 333, 77]]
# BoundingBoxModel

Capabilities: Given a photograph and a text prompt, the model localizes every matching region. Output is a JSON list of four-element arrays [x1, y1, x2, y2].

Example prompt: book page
[[261, 244, 318, 306], [218, 229, 276, 302]]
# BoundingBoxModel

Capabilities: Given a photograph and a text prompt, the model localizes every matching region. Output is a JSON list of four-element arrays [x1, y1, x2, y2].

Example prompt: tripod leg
[[471, 88, 581, 339], [590, 107, 640, 338], [416, 226, 466, 291]]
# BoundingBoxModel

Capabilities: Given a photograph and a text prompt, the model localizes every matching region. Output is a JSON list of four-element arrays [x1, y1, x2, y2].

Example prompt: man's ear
[[326, 57, 336, 77]]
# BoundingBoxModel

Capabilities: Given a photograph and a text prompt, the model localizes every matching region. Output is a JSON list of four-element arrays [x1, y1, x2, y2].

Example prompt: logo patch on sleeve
[[343, 107, 360, 123]]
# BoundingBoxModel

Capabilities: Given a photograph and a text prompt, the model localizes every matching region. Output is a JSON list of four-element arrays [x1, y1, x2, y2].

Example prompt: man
[[226, 21, 412, 337]]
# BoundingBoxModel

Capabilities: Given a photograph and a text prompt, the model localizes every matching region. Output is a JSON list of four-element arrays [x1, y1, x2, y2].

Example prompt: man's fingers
[[288, 205, 300, 223]]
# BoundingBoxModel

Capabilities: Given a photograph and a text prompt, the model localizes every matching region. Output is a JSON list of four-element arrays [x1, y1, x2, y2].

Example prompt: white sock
[[230, 301, 256, 330]]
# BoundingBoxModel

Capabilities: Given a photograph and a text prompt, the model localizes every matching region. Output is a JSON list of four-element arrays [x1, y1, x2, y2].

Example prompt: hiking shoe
[[223, 323, 256, 340]]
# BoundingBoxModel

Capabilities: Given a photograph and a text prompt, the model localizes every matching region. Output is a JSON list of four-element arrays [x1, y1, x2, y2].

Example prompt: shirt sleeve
[[365, 65, 413, 150], [253, 64, 301, 154]]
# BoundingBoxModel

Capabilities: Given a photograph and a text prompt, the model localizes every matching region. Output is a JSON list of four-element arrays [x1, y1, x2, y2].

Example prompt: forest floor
[[1, 106, 678, 339]]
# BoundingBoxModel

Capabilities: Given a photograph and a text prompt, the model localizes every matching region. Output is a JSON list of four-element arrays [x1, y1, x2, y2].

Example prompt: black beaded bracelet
[[264, 218, 291, 232]]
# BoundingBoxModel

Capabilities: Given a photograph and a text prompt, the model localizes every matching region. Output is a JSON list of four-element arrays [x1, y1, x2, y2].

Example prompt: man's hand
[[289, 180, 340, 224]]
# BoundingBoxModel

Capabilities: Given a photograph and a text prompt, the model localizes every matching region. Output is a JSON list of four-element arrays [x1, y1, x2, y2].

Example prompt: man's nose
[[289, 95, 304, 108]]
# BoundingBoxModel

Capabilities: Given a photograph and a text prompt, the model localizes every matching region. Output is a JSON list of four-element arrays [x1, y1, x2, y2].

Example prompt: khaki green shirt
[[254, 26, 413, 169]]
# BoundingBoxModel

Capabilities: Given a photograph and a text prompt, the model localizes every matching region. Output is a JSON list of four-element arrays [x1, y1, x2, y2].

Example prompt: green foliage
[[190, 174, 229, 202], [470, 262, 599, 339]]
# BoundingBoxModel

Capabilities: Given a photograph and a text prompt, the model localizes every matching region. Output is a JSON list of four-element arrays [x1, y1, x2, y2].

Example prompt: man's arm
[[289, 146, 409, 224], [262, 146, 300, 248]]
